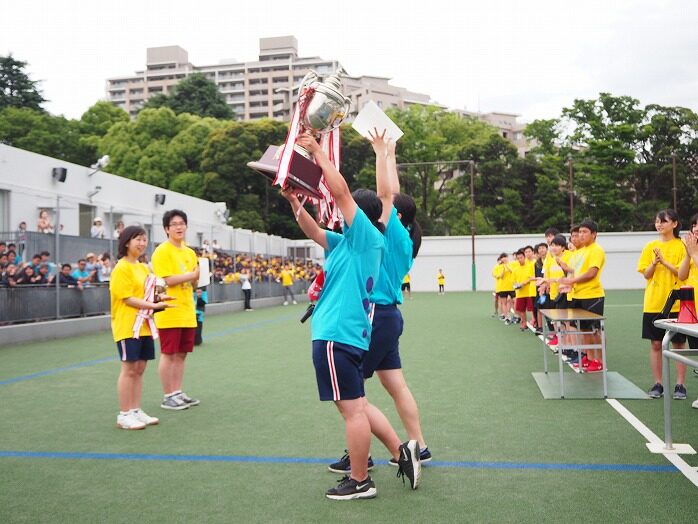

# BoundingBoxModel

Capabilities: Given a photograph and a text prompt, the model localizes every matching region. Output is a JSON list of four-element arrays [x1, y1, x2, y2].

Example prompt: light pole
[[671, 152, 677, 211], [396, 159, 477, 291], [568, 155, 574, 230]]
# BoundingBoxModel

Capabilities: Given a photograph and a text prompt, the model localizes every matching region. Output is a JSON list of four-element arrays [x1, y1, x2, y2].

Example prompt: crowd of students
[[492, 211, 698, 405]]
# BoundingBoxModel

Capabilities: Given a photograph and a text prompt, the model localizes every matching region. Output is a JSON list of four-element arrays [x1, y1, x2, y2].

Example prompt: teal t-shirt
[[311, 208, 385, 350], [371, 207, 413, 305]]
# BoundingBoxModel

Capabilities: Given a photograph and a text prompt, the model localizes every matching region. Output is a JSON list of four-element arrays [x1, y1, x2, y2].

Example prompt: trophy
[[154, 277, 167, 303], [247, 69, 351, 203]]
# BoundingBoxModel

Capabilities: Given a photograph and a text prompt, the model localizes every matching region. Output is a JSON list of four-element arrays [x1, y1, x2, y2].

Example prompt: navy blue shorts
[[363, 305, 403, 379], [116, 337, 155, 362], [312, 340, 366, 401]]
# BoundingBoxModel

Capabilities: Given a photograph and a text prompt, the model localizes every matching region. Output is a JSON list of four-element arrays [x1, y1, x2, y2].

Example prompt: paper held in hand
[[351, 100, 404, 142], [197, 257, 211, 288]]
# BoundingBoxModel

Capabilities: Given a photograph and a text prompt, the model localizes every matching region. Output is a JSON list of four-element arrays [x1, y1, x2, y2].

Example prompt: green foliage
[[143, 73, 234, 120], [0, 55, 46, 111]]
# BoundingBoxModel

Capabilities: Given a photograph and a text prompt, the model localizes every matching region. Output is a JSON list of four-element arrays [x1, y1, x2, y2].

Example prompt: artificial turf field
[[1, 290, 697, 523]]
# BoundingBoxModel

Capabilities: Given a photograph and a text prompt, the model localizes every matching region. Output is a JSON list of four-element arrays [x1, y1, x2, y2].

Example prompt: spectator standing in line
[[71, 259, 95, 287], [84, 253, 102, 283], [240, 268, 253, 311], [194, 287, 207, 346], [0, 253, 8, 270], [437, 269, 445, 295], [99, 253, 113, 283], [39, 251, 57, 278], [15, 266, 39, 285], [151, 209, 200, 411], [279, 263, 297, 305], [114, 220, 125, 239], [36, 211, 54, 234], [35, 264, 50, 284], [27, 253, 42, 272], [6, 249, 19, 267], [53, 263, 83, 289], [1, 264, 19, 287], [90, 217, 106, 239], [16, 221, 28, 259]]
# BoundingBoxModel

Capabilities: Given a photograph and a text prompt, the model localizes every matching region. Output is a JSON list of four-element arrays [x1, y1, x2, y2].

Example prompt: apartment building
[[106, 36, 431, 121]]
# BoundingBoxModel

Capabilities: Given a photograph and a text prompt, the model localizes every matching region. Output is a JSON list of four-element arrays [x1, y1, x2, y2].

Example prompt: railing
[[0, 231, 116, 263], [0, 281, 307, 325]]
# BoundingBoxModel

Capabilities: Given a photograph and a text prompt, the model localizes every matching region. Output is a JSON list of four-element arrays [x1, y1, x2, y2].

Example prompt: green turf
[[1, 291, 698, 523]]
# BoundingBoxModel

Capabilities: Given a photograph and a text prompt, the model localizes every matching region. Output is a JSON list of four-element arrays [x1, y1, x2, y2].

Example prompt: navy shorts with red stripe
[[116, 337, 155, 362], [312, 340, 366, 401], [363, 304, 403, 379]]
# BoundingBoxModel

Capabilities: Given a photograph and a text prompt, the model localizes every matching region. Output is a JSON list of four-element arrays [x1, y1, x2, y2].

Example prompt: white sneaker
[[692, 399, 698, 409], [293, 300, 297, 304], [283, 301, 288, 306], [117, 412, 146, 430], [132, 408, 159, 426]]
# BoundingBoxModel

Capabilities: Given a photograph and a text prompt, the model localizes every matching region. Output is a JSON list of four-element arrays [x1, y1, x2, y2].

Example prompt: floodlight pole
[[396, 159, 477, 291], [55, 195, 60, 320], [671, 152, 677, 211]]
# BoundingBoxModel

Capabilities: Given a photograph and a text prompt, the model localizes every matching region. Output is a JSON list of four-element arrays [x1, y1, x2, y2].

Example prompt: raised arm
[[368, 128, 392, 225], [386, 139, 400, 194], [296, 134, 357, 226], [281, 188, 328, 250]]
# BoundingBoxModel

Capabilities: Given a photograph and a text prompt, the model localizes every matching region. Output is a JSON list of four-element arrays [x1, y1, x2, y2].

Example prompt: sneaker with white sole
[[177, 392, 200, 407], [390, 446, 432, 466], [692, 398, 698, 409], [396, 440, 421, 490], [673, 384, 687, 400], [161, 394, 189, 410], [325, 475, 377, 500], [327, 450, 375, 473], [117, 412, 146, 430], [131, 408, 159, 426]]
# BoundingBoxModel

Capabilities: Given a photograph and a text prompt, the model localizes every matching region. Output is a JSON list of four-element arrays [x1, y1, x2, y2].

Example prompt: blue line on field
[[0, 450, 677, 473], [0, 357, 117, 386], [0, 311, 299, 386]]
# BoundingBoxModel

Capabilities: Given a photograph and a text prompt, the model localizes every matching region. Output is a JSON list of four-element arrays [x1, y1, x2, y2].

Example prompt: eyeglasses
[[168, 221, 187, 227]]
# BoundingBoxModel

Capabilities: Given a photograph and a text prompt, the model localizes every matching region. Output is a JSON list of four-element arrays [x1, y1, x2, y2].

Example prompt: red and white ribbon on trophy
[[274, 85, 341, 229], [133, 274, 159, 340]]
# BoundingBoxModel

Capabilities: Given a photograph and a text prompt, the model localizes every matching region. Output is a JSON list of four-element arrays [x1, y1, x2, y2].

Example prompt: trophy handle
[[298, 71, 318, 93]]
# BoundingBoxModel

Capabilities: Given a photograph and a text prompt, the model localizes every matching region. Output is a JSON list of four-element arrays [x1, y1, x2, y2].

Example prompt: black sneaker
[[325, 476, 376, 500], [327, 450, 374, 474], [648, 383, 664, 399], [396, 440, 421, 490], [389, 446, 432, 466], [693, 369, 698, 377], [673, 384, 687, 400]]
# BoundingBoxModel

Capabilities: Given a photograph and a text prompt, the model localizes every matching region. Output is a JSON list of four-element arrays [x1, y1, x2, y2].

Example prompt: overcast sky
[[1, 0, 696, 122]]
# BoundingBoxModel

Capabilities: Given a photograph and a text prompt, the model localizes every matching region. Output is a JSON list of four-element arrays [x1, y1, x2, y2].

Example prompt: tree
[[78, 101, 129, 164], [143, 73, 234, 119], [0, 55, 46, 111]]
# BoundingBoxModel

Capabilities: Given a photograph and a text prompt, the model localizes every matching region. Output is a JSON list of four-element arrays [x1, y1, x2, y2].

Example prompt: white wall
[[409, 232, 660, 292], [0, 144, 305, 255]]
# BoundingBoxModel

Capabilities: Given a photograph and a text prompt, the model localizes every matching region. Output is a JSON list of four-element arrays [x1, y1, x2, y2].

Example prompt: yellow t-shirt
[[686, 258, 698, 289], [437, 272, 445, 285], [109, 259, 152, 342], [492, 263, 514, 292], [280, 269, 294, 287], [637, 238, 686, 313], [151, 241, 197, 329], [571, 242, 605, 300], [512, 261, 535, 298], [545, 250, 572, 300], [403, 274, 410, 284]]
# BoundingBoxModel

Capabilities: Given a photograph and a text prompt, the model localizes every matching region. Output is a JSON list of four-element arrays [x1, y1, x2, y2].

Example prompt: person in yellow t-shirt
[[437, 269, 445, 295], [493, 253, 515, 321], [678, 213, 698, 400], [110, 225, 172, 430], [151, 209, 200, 411], [678, 213, 698, 353], [639, 209, 689, 399], [560, 219, 606, 372], [512, 250, 536, 330], [401, 273, 412, 300], [278, 263, 297, 305]]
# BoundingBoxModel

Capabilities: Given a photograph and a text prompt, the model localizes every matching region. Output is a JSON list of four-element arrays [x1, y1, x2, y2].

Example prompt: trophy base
[[247, 145, 323, 200], [293, 144, 313, 160]]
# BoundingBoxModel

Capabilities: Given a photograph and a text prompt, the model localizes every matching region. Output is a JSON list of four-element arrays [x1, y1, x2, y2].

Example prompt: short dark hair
[[163, 209, 188, 230], [77, 259, 86, 264], [61, 263, 72, 270], [551, 235, 567, 248], [578, 218, 599, 233], [516, 250, 525, 257], [570, 224, 580, 233], [544, 227, 560, 237], [524, 245, 534, 252], [40, 251, 50, 257], [118, 225, 147, 259], [690, 213, 698, 228], [32, 254, 41, 260], [498, 252, 508, 261]]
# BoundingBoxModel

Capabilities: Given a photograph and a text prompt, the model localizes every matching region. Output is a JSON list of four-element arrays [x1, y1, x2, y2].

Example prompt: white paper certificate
[[197, 257, 211, 288], [351, 100, 404, 142]]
